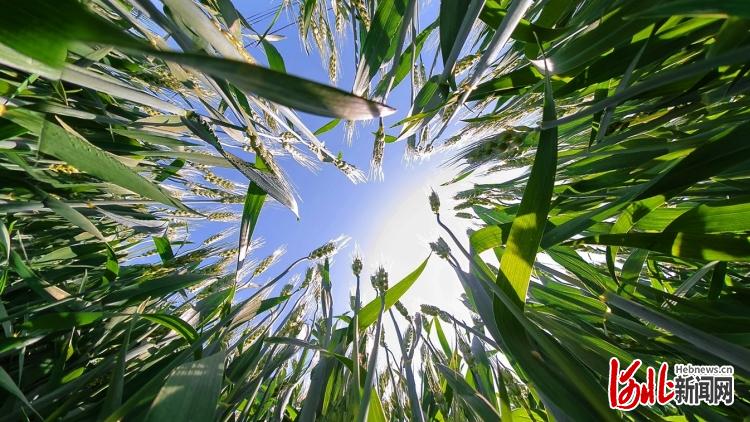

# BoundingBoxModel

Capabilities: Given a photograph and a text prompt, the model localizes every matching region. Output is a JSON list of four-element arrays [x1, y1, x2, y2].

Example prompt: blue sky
[[183, 0, 479, 320], [243, 2, 434, 298]]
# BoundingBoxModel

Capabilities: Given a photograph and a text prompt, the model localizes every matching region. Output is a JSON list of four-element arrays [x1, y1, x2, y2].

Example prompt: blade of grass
[[145, 351, 226, 422], [435, 364, 501, 421], [39, 120, 191, 212], [0, 367, 39, 417], [495, 52, 557, 304], [357, 255, 429, 330]]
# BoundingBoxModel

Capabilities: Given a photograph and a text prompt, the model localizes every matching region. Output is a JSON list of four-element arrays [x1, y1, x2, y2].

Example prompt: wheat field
[[0, 0, 749, 420]]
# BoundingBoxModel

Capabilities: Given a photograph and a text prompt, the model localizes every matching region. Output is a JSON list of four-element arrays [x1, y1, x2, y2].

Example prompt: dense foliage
[[1, 0, 749, 421]]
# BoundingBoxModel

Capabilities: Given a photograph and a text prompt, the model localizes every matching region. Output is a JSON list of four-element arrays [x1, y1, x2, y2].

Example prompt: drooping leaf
[[0, 0, 396, 120], [43, 194, 105, 242], [187, 120, 298, 218], [39, 120, 190, 211], [155, 52, 397, 120], [142, 314, 199, 344]]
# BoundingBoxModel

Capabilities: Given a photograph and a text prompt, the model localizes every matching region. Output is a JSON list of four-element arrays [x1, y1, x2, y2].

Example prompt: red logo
[[608, 358, 675, 410]]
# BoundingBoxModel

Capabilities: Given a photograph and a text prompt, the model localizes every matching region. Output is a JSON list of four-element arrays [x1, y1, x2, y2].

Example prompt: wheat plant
[[1, 0, 749, 421]]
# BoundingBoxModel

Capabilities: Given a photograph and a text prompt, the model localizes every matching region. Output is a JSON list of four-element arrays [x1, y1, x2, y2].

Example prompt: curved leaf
[[39, 120, 190, 212]]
